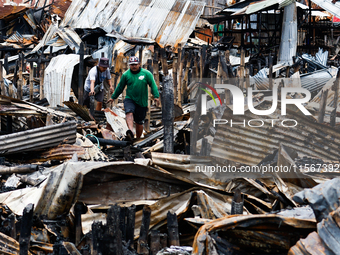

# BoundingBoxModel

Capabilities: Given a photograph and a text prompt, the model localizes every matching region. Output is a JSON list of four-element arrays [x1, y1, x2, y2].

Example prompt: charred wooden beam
[[137, 205, 151, 254], [178, 44, 184, 106], [91, 221, 104, 255], [0, 62, 5, 96], [268, 54, 273, 90], [173, 57, 178, 101], [167, 212, 179, 246], [106, 205, 123, 255], [126, 205, 136, 249], [18, 53, 24, 100], [74, 202, 87, 246], [119, 206, 126, 242], [19, 203, 34, 255], [160, 233, 167, 249], [150, 230, 161, 255], [162, 75, 174, 153], [318, 89, 328, 124], [330, 68, 340, 127], [29, 62, 34, 102], [78, 42, 85, 105]]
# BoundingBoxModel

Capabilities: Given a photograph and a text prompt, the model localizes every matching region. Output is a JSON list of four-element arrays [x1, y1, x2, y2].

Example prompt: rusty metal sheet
[[50, 0, 72, 19], [0, 6, 28, 21], [59, 0, 205, 48], [210, 101, 340, 166], [155, 0, 206, 48], [38, 144, 87, 161], [192, 214, 316, 255]]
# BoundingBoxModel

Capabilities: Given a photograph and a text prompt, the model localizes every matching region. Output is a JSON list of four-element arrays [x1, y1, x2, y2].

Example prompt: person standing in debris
[[107, 56, 159, 140], [83, 57, 113, 111]]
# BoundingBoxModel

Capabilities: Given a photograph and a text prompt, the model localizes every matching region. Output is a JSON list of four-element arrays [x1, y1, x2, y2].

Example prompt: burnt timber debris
[[0, 0, 340, 254]]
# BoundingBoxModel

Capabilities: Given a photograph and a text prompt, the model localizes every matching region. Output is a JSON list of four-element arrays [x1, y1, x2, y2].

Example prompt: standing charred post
[[330, 68, 340, 127], [145, 58, 153, 132], [137, 205, 151, 254], [318, 89, 328, 124], [78, 42, 85, 105], [19, 203, 34, 255], [162, 72, 174, 153], [173, 57, 178, 101], [18, 53, 24, 99], [106, 205, 123, 255], [126, 204, 136, 249], [0, 62, 6, 96], [150, 230, 161, 255], [167, 212, 180, 246], [29, 62, 34, 102], [178, 44, 184, 106], [268, 54, 273, 90], [240, 48, 245, 91]]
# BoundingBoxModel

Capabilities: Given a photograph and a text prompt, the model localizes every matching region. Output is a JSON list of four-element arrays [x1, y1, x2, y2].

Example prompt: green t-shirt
[[111, 68, 159, 107]]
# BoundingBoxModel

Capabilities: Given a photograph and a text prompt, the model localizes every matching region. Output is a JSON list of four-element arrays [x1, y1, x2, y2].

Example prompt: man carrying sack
[[83, 57, 113, 111], [107, 56, 159, 140]]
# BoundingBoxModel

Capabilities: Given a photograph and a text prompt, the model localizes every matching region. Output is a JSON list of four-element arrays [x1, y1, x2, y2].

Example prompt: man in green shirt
[[107, 56, 159, 139]]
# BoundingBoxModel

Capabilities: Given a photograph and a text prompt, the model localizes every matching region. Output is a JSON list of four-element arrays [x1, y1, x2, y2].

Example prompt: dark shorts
[[83, 89, 104, 108], [124, 98, 148, 125]]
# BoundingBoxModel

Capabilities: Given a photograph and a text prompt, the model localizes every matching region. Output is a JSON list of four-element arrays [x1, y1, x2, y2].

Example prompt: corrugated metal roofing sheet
[[310, 0, 340, 19], [60, 0, 205, 48], [210, 101, 340, 166], [300, 68, 334, 93], [245, 0, 294, 14], [44, 54, 86, 107], [0, 121, 77, 155], [31, 24, 82, 54], [61, 0, 122, 29]]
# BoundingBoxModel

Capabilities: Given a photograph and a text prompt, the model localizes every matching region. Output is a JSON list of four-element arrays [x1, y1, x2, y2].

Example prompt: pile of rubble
[[1, 0, 340, 254]]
